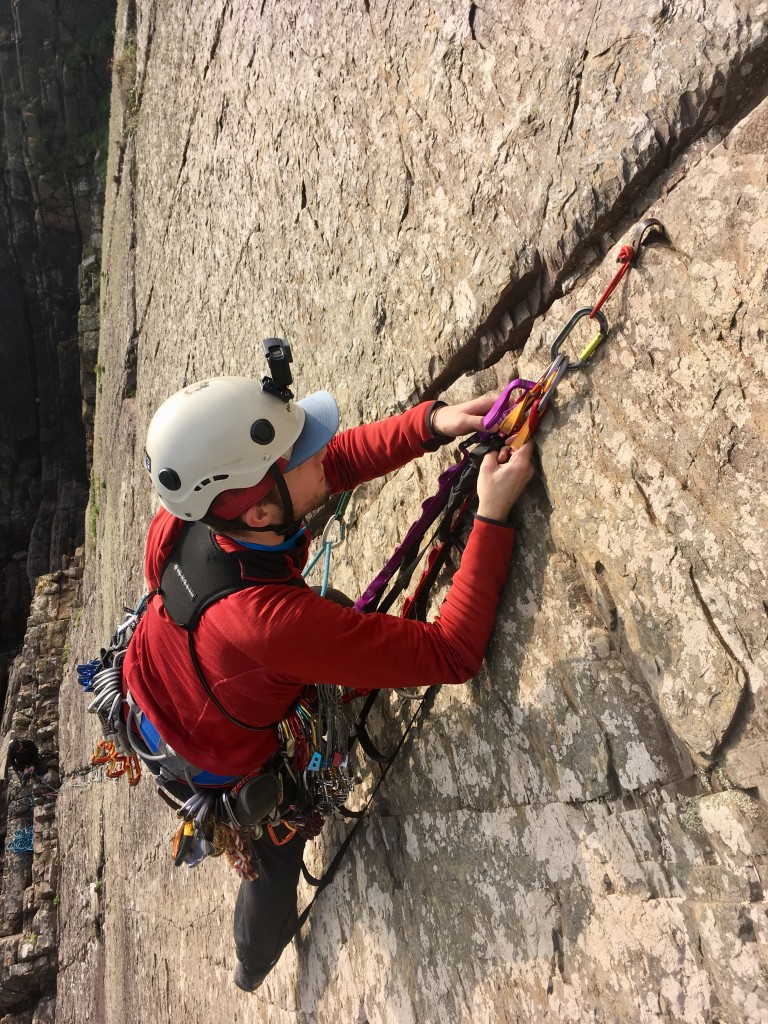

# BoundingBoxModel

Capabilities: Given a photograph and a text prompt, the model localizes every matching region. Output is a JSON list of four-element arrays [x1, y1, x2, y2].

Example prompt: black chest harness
[[158, 521, 304, 732]]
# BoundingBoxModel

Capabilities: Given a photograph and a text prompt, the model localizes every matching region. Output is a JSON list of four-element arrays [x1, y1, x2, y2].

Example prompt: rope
[[295, 685, 439, 930], [32, 774, 60, 794], [8, 827, 34, 855]]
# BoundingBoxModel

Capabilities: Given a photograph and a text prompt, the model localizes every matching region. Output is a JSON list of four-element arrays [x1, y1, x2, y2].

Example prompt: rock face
[[0, 0, 113, 651], [0, 558, 81, 1022], [58, 2, 768, 1023]]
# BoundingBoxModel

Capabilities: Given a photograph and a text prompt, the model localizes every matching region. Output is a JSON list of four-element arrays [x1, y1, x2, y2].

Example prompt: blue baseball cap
[[285, 390, 339, 470]]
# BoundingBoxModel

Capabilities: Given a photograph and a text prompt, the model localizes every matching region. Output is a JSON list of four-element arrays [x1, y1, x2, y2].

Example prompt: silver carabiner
[[320, 515, 346, 550], [536, 355, 571, 414], [550, 307, 609, 370]]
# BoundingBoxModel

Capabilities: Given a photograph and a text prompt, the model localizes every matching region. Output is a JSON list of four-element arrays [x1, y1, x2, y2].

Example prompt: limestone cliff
[[0, 0, 114, 651], [59, 3, 768, 1023], [0, 558, 80, 1023]]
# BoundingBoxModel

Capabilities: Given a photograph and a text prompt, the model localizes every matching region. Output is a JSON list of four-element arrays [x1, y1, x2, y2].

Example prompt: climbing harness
[[76, 522, 358, 881]]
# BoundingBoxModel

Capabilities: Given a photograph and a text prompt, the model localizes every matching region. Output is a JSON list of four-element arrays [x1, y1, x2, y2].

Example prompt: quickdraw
[[90, 739, 142, 786], [472, 217, 665, 455], [347, 217, 666, 758]]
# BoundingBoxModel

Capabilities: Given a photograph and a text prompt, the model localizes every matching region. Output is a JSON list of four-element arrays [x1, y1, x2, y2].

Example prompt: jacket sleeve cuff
[[420, 400, 454, 451], [473, 513, 515, 530]]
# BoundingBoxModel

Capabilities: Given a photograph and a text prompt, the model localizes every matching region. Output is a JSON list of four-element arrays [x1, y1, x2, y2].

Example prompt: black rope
[[294, 683, 441, 930]]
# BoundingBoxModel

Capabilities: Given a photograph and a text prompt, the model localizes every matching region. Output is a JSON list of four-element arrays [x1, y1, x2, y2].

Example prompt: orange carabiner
[[267, 821, 297, 846], [106, 756, 128, 778], [91, 739, 116, 765], [506, 399, 542, 451], [126, 756, 142, 786], [497, 393, 535, 437]]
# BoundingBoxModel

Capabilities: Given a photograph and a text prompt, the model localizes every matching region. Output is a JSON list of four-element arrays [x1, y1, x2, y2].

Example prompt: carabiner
[[91, 739, 116, 765], [506, 398, 542, 451], [320, 514, 346, 550], [536, 354, 570, 414], [106, 756, 128, 779], [482, 378, 536, 433], [126, 756, 142, 786], [550, 307, 609, 370]]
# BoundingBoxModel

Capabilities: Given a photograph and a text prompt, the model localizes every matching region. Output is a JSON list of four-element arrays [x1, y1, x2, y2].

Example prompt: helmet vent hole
[[250, 419, 275, 445], [193, 474, 228, 492]]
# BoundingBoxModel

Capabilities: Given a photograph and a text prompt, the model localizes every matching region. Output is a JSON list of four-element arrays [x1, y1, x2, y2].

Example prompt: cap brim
[[285, 390, 339, 470]]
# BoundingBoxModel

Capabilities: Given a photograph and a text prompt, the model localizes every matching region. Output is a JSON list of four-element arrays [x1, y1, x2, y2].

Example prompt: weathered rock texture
[[59, 2, 768, 1023], [0, 0, 113, 651], [0, 558, 81, 1022]]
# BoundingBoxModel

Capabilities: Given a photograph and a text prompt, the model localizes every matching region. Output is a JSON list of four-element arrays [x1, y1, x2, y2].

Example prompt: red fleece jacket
[[123, 403, 516, 776]]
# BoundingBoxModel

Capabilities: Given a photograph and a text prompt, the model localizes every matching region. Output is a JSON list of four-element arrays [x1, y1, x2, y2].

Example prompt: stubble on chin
[[296, 482, 332, 521]]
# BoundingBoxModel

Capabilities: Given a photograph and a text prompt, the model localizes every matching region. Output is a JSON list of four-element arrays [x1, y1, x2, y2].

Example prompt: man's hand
[[476, 440, 536, 522], [430, 395, 497, 439]]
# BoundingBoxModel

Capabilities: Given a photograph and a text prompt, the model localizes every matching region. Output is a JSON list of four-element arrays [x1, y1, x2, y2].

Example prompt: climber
[[123, 339, 535, 993], [7, 738, 46, 780]]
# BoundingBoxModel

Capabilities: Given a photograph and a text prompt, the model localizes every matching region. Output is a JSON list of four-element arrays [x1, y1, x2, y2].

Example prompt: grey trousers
[[233, 825, 308, 975]]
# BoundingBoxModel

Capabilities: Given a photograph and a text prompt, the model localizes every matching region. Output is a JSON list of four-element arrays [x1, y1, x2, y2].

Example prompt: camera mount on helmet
[[261, 338, 294, 402]]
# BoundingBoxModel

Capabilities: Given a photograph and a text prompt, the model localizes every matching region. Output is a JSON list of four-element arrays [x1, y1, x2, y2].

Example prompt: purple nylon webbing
[[353, 453, 471, 613], [354, 380, 537, 615]]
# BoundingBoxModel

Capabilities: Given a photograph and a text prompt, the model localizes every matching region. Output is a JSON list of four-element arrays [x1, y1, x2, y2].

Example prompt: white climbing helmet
[[144, 376, 338, 521]]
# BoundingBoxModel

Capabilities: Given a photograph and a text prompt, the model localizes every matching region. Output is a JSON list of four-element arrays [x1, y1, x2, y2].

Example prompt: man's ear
[[241, 501, 278, 529]]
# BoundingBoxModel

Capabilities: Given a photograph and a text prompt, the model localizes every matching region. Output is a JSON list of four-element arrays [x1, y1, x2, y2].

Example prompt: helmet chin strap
[[202, 463, 300, 538]]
